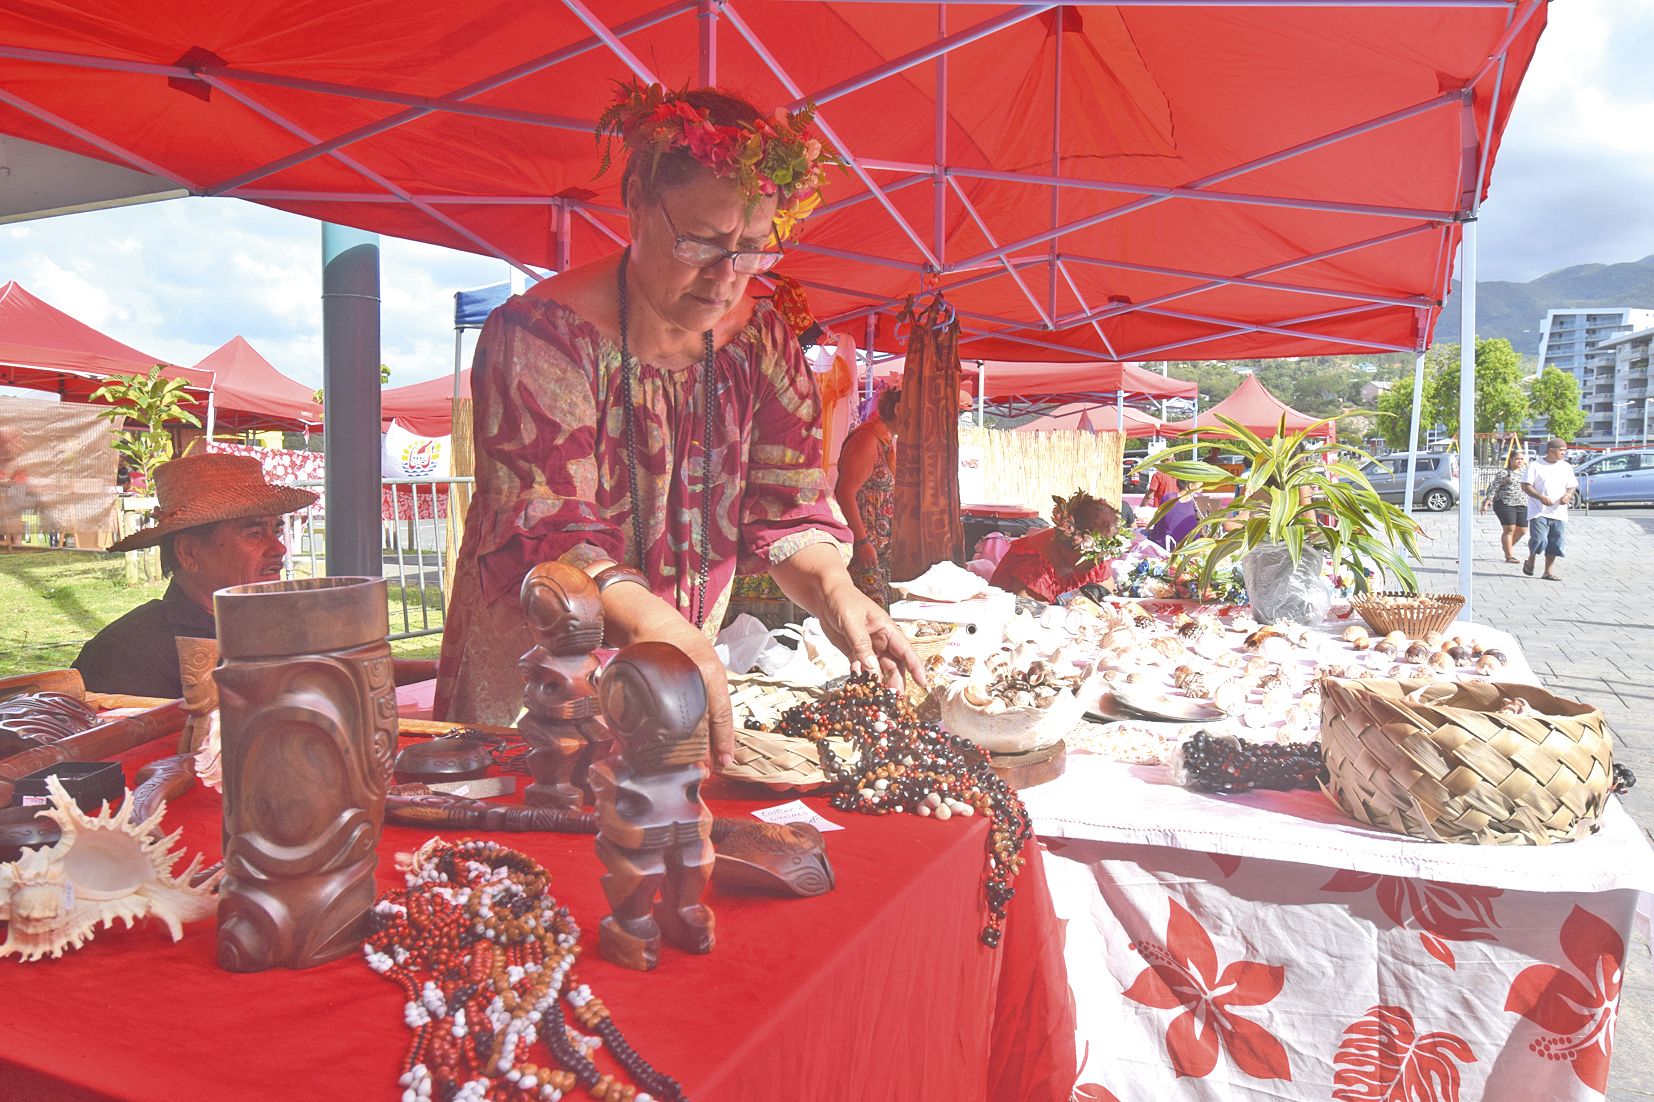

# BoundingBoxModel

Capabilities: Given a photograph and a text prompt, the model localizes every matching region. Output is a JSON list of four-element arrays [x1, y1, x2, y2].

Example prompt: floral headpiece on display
[[1051, 490, 1124, 565], [595, 80, 843, 241]]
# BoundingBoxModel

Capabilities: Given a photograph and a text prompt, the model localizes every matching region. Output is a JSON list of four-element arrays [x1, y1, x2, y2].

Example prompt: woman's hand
[[814, 574, 926, 689], [851, 539, 878, 569], [769, 542, 926, 690]]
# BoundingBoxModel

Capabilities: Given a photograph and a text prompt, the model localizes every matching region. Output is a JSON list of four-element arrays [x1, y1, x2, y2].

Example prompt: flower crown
[[595, 80, 842, 241], [1052, 490, 1124, 566]]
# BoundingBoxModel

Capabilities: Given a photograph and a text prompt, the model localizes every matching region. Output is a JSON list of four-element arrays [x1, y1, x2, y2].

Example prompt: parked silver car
[[1576, 448, 1654, 506], [1359, 452, 1459, 511]]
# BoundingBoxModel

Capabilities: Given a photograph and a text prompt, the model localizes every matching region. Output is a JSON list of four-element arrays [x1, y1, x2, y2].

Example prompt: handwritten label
[[751, 799, 843, 833]]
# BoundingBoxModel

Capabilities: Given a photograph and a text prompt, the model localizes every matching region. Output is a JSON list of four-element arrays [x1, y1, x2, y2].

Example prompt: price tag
[[751, 799, 843, 833]]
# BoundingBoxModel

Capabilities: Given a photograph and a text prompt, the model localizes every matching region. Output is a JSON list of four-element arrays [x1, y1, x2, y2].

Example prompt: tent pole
[[204, 388, 216, 446], [321, 222, 382, 579], [1457, 223, 1477, 620], [697, 0, 717, 85], [1402, 351, 1426, 515], [865, 313, 877, 405], [452, 329, 463, 402], [976, 360, 985, 427]]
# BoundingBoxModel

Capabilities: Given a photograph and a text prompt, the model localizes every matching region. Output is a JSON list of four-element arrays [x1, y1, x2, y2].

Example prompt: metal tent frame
[[0, 0, 1545, 617]]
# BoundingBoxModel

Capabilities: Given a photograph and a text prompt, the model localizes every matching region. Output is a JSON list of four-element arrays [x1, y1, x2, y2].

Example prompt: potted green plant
[[1137, 415, 1422, 624], [90, 365, 202, 491]]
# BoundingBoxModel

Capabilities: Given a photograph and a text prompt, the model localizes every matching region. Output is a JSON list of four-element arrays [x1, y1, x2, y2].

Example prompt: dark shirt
[[73, 579, 216, 698]]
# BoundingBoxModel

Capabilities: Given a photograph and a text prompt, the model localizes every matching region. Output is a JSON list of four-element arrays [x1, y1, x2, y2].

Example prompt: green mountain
[[1434, 254, 1654, 353]]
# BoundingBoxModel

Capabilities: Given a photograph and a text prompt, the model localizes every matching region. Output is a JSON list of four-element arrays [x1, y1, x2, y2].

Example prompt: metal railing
[[282, 477, 473, 641]]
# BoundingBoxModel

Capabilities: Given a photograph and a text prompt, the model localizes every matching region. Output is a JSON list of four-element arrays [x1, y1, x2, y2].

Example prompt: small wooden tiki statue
[[517, 562, 608, 809], [590, 641, 715, 971]]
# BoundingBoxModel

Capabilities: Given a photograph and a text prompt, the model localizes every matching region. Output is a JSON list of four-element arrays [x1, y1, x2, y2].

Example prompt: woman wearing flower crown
[[436, 83, 923, 761], [989, 490, 1125, 603]]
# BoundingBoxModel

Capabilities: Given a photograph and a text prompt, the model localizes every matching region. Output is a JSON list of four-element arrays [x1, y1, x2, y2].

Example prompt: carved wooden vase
[[213, 577, 397, 972]]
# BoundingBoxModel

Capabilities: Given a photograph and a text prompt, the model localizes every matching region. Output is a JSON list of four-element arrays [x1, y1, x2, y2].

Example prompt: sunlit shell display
[[0, 777, 220, 961]]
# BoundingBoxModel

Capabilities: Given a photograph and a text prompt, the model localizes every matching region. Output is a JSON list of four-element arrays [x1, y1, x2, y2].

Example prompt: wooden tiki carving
[[175, 636, 219, 755], [213, 577, 397, 972], [517, 562, 608, 809], [590, 641, 714, 971]]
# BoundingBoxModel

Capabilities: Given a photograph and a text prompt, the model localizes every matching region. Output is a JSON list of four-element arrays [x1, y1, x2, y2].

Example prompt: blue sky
[[2, 0, 1649, 391]]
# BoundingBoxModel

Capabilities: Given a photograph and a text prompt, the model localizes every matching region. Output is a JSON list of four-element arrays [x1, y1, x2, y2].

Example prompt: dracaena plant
[[1136, 414, 1422, 596], [89, 365, 202, 488]]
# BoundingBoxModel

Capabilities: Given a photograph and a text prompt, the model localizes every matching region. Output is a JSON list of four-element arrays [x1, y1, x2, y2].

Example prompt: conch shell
[[0, 776, 220, 961]]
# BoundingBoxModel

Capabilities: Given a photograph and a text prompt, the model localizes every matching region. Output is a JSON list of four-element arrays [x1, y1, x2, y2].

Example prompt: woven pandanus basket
[[1351, 591, 1465, 639], [721, 673, 841, 792], [1320, 677, 1613, 845]]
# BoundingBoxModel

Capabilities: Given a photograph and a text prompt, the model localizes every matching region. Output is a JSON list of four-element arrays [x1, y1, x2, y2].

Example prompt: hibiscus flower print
[[1331, 1004, 1476, 1102], [1322, 870, 1501, 969], [1505, 905, 1624, 1094], [1122, 898, 1291, 1081]]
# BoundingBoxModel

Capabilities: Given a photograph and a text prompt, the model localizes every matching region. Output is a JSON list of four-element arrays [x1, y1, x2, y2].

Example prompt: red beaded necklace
[[364, 838, 687, 1102]]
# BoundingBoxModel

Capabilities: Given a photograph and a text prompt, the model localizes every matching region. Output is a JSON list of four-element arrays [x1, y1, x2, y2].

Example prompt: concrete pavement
[[1408, 505, 1654, 1100]]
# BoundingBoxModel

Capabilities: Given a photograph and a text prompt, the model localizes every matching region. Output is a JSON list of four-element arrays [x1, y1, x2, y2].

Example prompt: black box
[[10, 761, 125, 814]]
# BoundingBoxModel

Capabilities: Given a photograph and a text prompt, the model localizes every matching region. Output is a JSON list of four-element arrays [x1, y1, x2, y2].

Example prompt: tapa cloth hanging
[[890, 294, 964, 578]]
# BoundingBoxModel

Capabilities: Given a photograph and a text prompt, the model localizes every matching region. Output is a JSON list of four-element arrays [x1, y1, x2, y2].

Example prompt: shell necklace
[[616, 249, 716, 628]]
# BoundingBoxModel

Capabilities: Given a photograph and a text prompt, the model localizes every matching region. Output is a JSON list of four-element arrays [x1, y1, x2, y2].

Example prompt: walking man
[[1521, 437, 1578, 582]]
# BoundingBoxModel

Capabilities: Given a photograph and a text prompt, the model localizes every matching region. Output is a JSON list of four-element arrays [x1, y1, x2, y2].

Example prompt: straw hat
[[109, 454, 318, 552]]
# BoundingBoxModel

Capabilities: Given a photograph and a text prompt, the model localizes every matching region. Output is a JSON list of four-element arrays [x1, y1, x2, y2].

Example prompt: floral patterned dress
[[850, 429, 896, 607], [435, 293, 850, 724], [988, 528, 1117, 604]]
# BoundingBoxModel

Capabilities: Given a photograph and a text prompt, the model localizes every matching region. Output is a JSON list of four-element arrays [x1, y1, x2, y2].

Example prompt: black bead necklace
[[616, 249, 716, 628]]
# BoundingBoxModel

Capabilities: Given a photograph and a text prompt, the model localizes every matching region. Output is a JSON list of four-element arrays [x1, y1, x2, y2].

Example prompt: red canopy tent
[[1020, 403, 1166, 437], [0, 1, 1543, 364], [380, 370, 471, 437], [189, 335, 322, 433], [1162, 373, 1332, 438], [0, 280, 210, 400]]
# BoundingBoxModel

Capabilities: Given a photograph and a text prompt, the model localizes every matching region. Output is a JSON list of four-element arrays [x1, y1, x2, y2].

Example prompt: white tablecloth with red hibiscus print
[[1027, 755, 1654, 1101]]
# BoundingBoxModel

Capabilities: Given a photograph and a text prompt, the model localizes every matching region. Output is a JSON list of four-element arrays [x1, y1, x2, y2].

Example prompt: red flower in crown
[[1123, 898, 1292, 1081]]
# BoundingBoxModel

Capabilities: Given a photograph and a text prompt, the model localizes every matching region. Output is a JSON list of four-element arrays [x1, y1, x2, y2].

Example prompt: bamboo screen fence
[[959, 425, 1123, 517]]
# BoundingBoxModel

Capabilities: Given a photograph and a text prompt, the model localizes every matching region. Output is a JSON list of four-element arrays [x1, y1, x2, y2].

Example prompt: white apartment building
[[1583, 327, 1654, 446], [1537, 308, 1654, 386]]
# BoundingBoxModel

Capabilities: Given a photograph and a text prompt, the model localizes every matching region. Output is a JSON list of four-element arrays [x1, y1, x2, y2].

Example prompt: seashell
[[1123, 671, 1147, 685], [983, 698, 1008, 715], [963, 679, 994, 707], [1258, 635, 1293, 663], [1180, 673, 1212, 699], [1256, 672, 1284, 692], [1192, 633, 1231, 660], [1426, 651, 1455, 673], [1349, 635, 1374, 651], [1101, 629, 1136, 652], [1011, 690, 1035, 709], [1484, 649, 1508, 665], [1498, 696, 1530, 716], [193, 713, 223, 792], [1229, 614, 1261, 634], [1383, 631, 1408, 649], [1242, 628, 1279, 652], [1242, 706, 1272, 730], [1386, 664, 1412, 679], [1213, 651, 1244, 670], [1475, 654, 1503, 676], [1404, 641, 1432, 663], [1171, 612, 1195, 631], [1423, 631, 1446, 648], [1341, 625, 1370, 644], [1212, 680, 1248, 715], [1244, 657, 1271, 678], [1127, 603, 1154, 626], [1373, 639, 1399, 656], [1261, 685, 1293, 713], [1447, 645, 1471, 664], [1151, 636, 1186, 660], [0, 776, 219, 961]]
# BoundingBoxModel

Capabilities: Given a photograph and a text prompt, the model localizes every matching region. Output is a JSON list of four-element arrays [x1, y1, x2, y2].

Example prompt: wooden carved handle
[[0, 699, 187, 806]]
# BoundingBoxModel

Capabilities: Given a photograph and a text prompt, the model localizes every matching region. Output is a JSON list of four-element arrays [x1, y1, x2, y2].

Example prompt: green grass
[[0, 550, 447, 679]]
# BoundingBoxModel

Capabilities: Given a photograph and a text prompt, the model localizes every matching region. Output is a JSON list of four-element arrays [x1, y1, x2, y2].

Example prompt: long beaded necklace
[[616, 250, 716, 628], [364, 838, 687, 1102], [776, 673, 1033, 947]]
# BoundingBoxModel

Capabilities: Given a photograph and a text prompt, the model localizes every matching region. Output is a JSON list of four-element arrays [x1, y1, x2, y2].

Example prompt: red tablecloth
[[0, 737, 1075, 1102]]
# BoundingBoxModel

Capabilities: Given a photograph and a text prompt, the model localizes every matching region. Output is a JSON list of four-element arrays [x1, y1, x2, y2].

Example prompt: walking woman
[[1482, 449, 1529, 563]]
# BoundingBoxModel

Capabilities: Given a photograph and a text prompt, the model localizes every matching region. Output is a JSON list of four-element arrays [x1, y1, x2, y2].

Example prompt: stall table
[[0, 735, 1075, 1102], [1022, 622, 1650, 1101]]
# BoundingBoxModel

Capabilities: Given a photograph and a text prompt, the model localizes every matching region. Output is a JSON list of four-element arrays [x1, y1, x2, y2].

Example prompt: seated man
[[75, 453, 318, 699]]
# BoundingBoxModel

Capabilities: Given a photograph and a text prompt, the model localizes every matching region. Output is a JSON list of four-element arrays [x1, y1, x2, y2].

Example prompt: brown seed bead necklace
[[776, 672, 1033, 947], [364, 838, 687, 1102]]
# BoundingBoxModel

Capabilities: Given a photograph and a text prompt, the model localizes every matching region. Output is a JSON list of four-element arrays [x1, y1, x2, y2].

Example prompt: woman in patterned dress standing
[[835, 387, 901, 607], [435, 84, 923, 758]]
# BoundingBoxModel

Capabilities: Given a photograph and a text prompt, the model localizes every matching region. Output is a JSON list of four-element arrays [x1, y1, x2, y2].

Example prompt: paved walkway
[[1410, 505, 1654, 1100]]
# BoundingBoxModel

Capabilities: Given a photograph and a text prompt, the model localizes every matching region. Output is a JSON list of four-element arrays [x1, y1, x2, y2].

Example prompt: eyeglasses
[[658, 203, 784, 275]]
